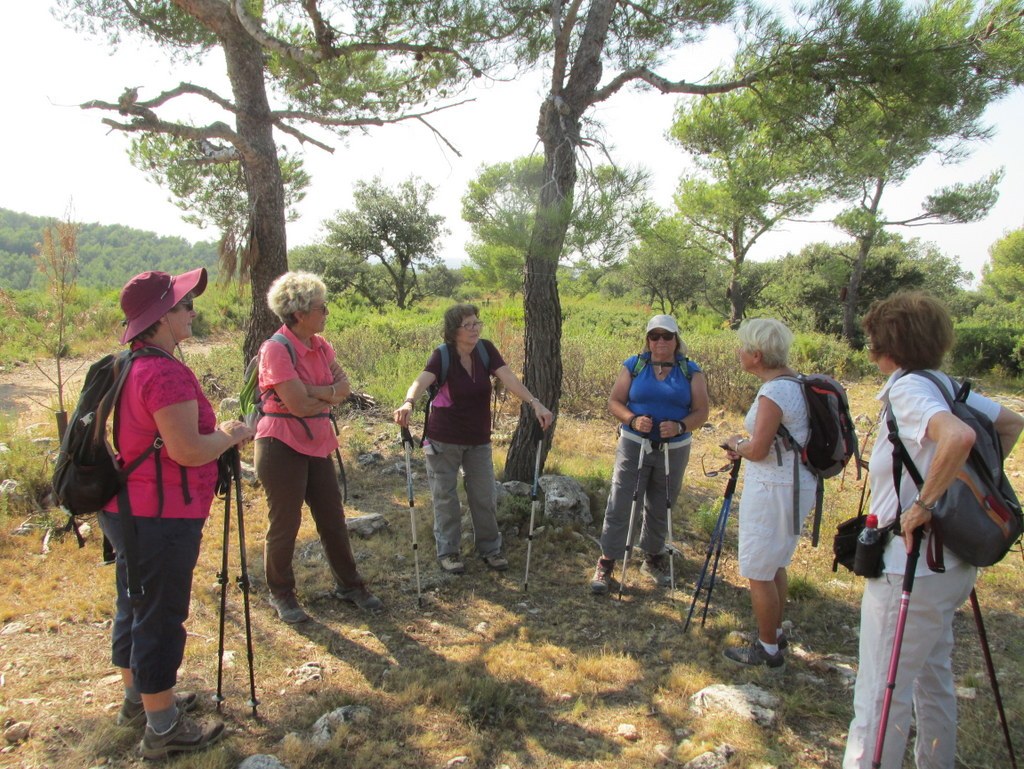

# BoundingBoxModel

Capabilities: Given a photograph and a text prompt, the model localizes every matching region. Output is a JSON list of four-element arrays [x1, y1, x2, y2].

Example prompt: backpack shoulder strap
[[630, 351, 651, 378], [437, 343, 451, 387], [475, 340, 490, 373], [269, 332, 296, 367], [677, 353, 695, 382]]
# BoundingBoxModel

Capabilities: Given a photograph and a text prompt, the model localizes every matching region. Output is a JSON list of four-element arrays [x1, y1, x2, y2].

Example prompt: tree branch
[[230, 0, 481, 75], [590, 67, 762, 106]]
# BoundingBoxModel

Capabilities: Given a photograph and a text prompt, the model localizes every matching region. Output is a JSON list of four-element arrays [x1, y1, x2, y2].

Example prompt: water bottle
[[858, 514, 880, 545], [853, 513, 885, 577]]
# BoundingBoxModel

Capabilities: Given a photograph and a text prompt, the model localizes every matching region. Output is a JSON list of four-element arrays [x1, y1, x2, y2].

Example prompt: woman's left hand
[[532, 400, 554, 430], [659, 420, 684, 439]]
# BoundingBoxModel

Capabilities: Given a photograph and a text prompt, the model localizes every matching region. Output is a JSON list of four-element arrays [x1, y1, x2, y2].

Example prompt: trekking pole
[[618, 434, 652, 600], [522, 421, 545, 592], [968, 588, 1018, 769], [662, 441, 675, 597], [214, 453, 232, 711], [684, 458, 740, 631], [400, 426, 423, 608], [872, 528, 923, 769], [231, 447, 259, 718]]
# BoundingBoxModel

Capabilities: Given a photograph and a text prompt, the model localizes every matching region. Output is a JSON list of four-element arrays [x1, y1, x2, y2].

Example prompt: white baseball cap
[[645, 314, 679, 335]]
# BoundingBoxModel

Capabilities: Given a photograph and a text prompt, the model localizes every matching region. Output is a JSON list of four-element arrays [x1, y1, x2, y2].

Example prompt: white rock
[[690, 684, 779, 727], [617, 723, 640, 741]]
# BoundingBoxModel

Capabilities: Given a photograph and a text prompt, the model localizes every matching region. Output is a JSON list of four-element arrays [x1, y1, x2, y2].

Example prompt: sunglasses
[[701, 456, 734, 478], [172, 298, 194, 313], [647, 331, 675, 342]]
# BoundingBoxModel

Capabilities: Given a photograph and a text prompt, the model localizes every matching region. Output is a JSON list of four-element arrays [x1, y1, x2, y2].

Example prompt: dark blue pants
[[99, 512, 205, 694]]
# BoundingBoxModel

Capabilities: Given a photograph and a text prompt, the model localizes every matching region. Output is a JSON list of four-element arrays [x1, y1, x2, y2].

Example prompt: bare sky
[[3, 4, 1022, 284]]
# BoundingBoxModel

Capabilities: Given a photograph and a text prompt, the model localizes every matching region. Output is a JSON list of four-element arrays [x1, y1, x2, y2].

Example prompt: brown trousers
[[255, 437, 363, 598]]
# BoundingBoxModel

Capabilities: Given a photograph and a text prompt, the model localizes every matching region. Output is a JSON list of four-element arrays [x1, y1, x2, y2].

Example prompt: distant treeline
[[0, 208, 219, 290]]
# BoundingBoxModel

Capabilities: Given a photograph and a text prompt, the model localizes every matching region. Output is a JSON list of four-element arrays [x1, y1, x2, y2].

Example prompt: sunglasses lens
[[648, 332, 673, 341]]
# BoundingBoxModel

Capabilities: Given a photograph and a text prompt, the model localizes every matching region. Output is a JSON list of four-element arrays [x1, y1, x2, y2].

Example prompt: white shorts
[[737, 481, 814, 581]]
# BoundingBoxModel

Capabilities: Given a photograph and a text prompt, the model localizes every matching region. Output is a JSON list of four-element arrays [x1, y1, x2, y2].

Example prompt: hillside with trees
[[0, 208, 218, 290]]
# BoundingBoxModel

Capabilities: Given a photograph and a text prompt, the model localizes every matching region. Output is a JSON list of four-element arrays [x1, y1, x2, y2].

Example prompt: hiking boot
[[335, 585, 384, 612], [438, 555, 466, 574], [481, 552, 509, 571], [723, 640, 785, 669], [591, 558, 616, 595], [640, 551, 673, 587], [138, 713, 224, 760], [269, 593, 310, 624], [118, 691, 198, 728]]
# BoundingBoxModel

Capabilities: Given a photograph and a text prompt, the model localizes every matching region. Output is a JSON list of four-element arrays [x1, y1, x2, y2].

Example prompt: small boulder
[[539, 475, 592, 526]]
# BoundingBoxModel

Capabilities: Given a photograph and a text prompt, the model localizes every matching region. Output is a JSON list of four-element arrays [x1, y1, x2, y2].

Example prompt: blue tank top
[[622, 354, 700, 444]]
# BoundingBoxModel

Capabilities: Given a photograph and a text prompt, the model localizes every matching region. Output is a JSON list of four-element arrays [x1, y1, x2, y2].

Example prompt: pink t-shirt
[[103, 344, 219, 519], [255, 326, 339, 457]]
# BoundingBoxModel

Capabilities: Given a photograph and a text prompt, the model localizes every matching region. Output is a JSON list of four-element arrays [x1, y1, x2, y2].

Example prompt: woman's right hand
[[393, 402, 413, 427], [630, 415, 653, 434], [220, 420, 255, 447]]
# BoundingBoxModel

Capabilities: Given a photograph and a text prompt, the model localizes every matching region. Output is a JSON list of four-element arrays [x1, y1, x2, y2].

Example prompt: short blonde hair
[[737, 318, 793, 369], [267, 271, 327, 326]]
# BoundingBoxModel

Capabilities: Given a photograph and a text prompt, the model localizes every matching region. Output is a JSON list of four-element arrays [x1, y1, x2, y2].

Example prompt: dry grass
[[2, 380, 1023, 768]]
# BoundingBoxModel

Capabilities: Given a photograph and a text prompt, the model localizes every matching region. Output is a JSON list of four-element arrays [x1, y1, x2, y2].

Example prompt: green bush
[[951, 324, 1024, 377]]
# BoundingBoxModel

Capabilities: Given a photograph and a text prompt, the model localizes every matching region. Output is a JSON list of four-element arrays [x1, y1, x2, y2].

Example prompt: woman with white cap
[[100, 268, 253, 759], [591, 314, 709, 595]]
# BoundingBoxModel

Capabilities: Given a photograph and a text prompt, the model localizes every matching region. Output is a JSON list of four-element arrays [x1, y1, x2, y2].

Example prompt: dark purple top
[[423, 339, 505, 446]]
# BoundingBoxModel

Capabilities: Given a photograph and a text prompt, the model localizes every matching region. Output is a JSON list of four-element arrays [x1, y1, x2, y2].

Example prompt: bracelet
[[735, 438, 748, 452], [628, 415, 638, 430], [914, 493, 937, 512], [530, 397, 540, 405], [330, 384, 336, 399], [404, 397, 416, 406]]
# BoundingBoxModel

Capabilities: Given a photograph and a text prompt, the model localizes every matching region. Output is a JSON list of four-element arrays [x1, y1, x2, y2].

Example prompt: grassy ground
[[1, 369, 1023, 768]]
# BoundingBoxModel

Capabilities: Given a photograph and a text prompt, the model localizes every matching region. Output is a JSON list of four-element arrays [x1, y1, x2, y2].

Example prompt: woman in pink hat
[[99, 268, 253, 760]]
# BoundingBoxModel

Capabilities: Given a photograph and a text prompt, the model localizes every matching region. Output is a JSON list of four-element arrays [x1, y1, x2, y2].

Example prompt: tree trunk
[[177, 0, 288, 362], [503, 100, 577, 481], [841, 178, 885, 345]]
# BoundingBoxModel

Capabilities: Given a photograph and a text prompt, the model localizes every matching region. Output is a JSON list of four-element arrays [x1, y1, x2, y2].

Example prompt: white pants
[[843, 562, 976, 769]]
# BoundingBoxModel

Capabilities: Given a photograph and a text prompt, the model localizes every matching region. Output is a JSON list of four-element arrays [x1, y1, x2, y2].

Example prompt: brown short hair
[[862, 291, 954, 370], [442, 303, 480, 344]]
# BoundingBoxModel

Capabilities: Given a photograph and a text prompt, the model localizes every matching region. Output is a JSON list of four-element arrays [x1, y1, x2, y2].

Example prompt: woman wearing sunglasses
[[256, 271, 382, 624], [591, 314, 709, 595], [393, 303, 553, 575], [101, 269, 254, 759], [721, 318, 812, 667]]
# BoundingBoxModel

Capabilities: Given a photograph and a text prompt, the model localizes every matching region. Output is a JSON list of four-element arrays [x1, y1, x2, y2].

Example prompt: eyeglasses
[[309, 304, 329, 315], [171, 298, 194, 313], [701, 456, 735, 478], [461, 321, 484, 331], [647, 331, 675, 342]]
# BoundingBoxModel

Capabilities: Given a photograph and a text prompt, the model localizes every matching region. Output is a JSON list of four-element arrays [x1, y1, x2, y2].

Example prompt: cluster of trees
[[0, 209, 217, 291], [57, 0, 1024, 479]]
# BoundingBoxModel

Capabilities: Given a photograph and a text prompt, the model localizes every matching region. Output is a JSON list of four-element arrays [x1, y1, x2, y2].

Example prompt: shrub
[[951, 324, 1024, 377]]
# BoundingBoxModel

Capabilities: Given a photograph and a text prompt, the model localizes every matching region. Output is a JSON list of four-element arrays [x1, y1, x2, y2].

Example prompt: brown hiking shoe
[[640, 551, 672, 587], [590, 558, 616, 595], [118, 690, 198, 728], [139, 713, 224, 760]]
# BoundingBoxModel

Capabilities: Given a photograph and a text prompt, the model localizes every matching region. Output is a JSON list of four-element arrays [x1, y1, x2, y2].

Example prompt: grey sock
[[125, 684, 142, 705], [146, 704, 179, 735]]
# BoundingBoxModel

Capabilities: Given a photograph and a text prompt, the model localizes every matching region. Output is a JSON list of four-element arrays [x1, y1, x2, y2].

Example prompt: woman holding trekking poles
[[591, 314, 708, 595], [392, 303, 553, 575], [103, 268, 254, 759], [721, 318, 813, 668], [843, 292, 1023, 769]]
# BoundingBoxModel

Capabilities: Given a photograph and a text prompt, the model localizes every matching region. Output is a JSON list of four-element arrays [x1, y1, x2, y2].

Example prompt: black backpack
[[53, 346, 173, 521], [52, 346, 182, 601], [776, 374, 861, 546]]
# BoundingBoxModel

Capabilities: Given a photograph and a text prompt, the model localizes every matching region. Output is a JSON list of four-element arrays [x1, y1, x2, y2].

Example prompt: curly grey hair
[[737, 318, 793, 369], [267, 271, 326, 326]]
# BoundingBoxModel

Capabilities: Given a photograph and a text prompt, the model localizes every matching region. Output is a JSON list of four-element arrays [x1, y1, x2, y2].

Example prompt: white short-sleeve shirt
[[743, 377, 814, 487]]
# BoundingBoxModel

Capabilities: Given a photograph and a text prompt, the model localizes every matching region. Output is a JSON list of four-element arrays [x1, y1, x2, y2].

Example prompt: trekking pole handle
[[531, 420, 545, 444], [401, 425, 414, 448]]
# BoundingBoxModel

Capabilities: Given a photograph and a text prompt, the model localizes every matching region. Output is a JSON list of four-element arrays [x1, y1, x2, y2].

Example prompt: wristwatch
[[913, 493, 937, 512]]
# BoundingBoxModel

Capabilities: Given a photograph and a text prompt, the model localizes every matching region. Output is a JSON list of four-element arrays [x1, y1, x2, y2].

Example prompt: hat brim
[[120, 267, 208, 344]]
